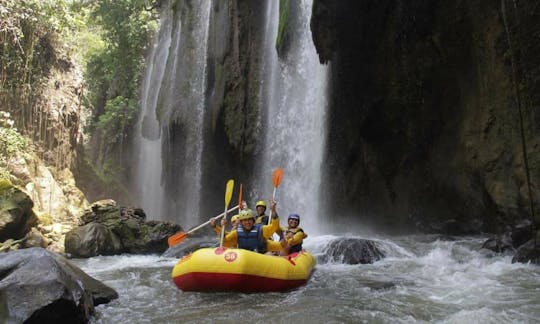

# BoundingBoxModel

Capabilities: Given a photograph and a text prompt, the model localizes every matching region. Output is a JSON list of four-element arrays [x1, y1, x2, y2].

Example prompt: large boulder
[[0, 248, 117, 323], [321, 238, 385, 264], [65, 200, 182, 257], [0, 181, 37, 242], [512, 237, 540, 265], [481, 220, 535, 253], [65, 222, 122, 257]]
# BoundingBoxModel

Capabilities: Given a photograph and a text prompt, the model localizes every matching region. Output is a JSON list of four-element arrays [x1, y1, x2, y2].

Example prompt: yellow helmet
[[238, 209, 255, 221], [231, 215, 239, 223], [255, 200, 267, 208]]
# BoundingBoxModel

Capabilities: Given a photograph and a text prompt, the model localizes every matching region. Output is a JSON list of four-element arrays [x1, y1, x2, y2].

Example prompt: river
[[72, 235, 540, 323]]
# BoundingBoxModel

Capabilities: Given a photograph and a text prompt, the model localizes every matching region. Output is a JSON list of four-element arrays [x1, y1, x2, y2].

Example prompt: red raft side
[[171, 248, 316, 293], [173, 272, 308, 293]]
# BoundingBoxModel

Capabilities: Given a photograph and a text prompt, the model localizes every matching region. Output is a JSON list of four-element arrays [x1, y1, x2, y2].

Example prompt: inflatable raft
[[172, 247, 316, 292]]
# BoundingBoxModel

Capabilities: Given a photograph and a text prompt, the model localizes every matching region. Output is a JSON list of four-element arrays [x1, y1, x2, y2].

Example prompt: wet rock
[[65, 222, 122, 257], [0, 248, 117, 323], [481, 234, 514, 253], [0, 183, 38, 242], [65, 200, 182, 257], [321, 238, 385, 264], [512, 232, 540, 265], [510, 220, 534, 248], [481, 220, 535, 253]]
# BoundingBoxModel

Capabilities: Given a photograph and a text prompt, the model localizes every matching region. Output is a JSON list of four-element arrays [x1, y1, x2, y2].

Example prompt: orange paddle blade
[[238, 183, 243, 210], [272, 168, 284, 188], [167, 231, 188, 247]]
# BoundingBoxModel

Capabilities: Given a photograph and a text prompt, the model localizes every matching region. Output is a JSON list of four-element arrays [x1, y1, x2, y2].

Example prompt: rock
[[510, 220, 534, 248], [481, 233, 514, 253], [65, 200, 182, 257], [512, 235, 540, 265], [0, 238, 25, 253], [321, 238, 385, 264], [65, 223, 122, 257], [0, 183, 37, 242], [481, 220, 535, 254], [0, 248, 118, 323], [22, 227, 49, 248]]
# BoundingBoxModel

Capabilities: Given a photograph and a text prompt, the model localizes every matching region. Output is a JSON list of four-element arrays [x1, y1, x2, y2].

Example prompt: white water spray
[[134, 2, 211, 224], [133, 10, 172, 220], [258, 0, 329, 235]]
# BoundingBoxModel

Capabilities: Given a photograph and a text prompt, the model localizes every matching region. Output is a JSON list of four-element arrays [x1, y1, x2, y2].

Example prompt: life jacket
[[255, 214, 269, 225], [286, 227, 304, 254], [237, 224, 266, 253]]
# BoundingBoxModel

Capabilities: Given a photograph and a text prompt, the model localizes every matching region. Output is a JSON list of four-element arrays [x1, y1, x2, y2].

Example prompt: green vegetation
[[276, 0, 291, 55], [0, 0, 159, 200], [78, 0, 158, 164], [0, 0, 75, 131], [0, 111, 29, 180]]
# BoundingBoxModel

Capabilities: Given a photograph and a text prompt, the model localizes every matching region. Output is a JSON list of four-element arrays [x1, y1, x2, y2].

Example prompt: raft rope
[[501, 0, 537, 246]]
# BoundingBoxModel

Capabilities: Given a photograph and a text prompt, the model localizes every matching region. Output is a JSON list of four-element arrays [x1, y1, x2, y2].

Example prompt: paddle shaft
[[188, 205, 239, 234], [220, 207, 226, 246], [220, 180, 234, 247], [268, 187, 277, 225]]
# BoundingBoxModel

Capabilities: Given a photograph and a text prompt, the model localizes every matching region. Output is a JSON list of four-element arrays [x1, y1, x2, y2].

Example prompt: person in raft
[[209, 200, 246, 236], [255, 199, 283, 240], [217, 200, 282, 254], [210, 214, 239, 235], [209, 214, 239, 248], [280, 213, 307, 255]]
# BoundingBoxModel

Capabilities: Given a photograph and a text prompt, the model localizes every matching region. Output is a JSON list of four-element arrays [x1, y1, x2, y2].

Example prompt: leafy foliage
[[0, 111, 29, 180], [83, 0, 158, 152]]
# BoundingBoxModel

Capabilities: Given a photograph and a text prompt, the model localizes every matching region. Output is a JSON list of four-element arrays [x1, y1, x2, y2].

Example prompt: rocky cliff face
[[200, 0, 268, 217], [311, 0, 539, 234]]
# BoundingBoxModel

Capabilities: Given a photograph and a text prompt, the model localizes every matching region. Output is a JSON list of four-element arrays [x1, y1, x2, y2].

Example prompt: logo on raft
[[224, 251, 237, 262]]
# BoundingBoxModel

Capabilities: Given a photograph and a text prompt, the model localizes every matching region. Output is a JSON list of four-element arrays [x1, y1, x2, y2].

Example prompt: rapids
[[72, 235, 540, 323]]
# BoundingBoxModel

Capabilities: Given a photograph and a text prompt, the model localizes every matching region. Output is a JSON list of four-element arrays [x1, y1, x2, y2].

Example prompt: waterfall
[[133, 0, 328, 230], [133, 1, 211, 225], [133, 10, 172, 220], [257, 0, 329, 234]]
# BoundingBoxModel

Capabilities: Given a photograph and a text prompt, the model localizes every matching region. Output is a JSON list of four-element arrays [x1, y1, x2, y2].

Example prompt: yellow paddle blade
[[225, 179, 234, 207], [272, 168, 284, 188]]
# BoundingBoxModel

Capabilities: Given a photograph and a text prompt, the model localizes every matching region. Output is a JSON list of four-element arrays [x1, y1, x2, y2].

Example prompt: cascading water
[[133, 10, 172, 220], [256, 0, 329, 234], [133, 1, 211, 225]]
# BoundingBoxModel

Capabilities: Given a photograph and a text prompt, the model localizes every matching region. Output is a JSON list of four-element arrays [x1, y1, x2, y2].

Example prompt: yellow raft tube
[[172, 247, 316, 292]]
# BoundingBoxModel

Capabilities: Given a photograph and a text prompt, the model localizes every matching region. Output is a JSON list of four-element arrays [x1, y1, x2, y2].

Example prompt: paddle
[[220, 179, 235, 247], [167, 205, 240, 247], [268, 168, 284, 225], [238, 183, 243, 210]]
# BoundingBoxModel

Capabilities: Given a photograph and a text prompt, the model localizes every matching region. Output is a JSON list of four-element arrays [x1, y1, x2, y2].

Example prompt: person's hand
[[221, 218, 227, 226], [210, 218, 216, 227], [242, 200, 248, 209], [280, 238, 287, 247], [270, 199, 277, 212], [285, 231, 293, 240]]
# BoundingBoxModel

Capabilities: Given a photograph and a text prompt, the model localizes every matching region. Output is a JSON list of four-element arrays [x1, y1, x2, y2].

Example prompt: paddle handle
[[220, 207, 226, 247], [188, 205, 239, 234], [268, 187, 277, 225]]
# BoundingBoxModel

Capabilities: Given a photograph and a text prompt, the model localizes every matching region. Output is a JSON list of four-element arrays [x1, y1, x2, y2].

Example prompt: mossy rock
[[0, 178, 13, 192], [36, 212, 53, 226]]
